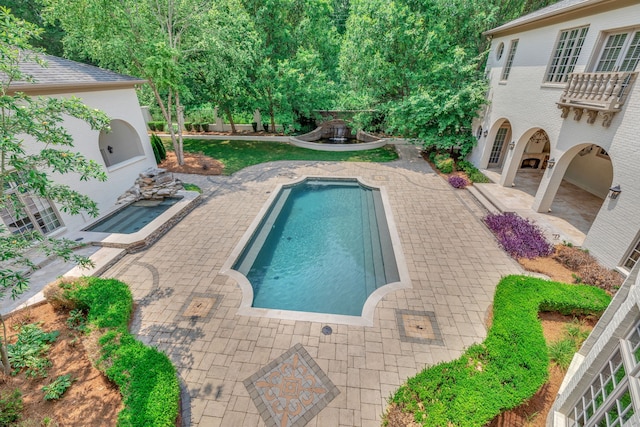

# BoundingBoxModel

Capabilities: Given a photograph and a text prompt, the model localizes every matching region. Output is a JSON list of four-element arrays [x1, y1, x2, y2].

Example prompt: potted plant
[[184, 122, 193, 132], [252, 122, 258, 132], [262, 122, 269, 132]]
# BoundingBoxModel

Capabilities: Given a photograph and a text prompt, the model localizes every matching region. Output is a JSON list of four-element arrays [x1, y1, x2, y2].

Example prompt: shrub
[[8, 324, 59, 378], [389, 275, 611, 426], [448, 175, 468, 189], [42, 374, 74, 400], [553, 245, 623, 293], [553, 245, 594, 270], [149, 134, 166, 164], [148, 121, 165, 132], [548, 338, 577, 370], [62, 277, 179, 427], [456, 160, 490, 183], [0, 389, 22, 425], [483, 212, 553, 259], [434, 153, 454, 174], [575, 263, 623, 294]]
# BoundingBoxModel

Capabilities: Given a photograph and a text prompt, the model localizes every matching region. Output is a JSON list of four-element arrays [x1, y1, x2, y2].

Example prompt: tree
[[42, 0, 209, 165], [243, 0, 341, 129], [186, 0, 261, 134], [0, 7, 110, 374], [0, 0, 64, 56]]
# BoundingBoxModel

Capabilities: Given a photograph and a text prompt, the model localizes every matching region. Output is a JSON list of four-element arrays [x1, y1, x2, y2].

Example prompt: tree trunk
[[175, 93, 185, 165], [225, 108, 237, 134], [267, 87, 276, 134], [1, 315, 10, 375], [148, 81, 184, 165]]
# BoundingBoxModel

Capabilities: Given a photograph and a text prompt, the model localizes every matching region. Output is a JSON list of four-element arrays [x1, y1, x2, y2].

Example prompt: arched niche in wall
[[98, 119, 144, 167]]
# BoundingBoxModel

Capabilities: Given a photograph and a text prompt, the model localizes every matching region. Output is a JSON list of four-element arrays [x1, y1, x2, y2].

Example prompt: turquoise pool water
[[85, 198, 180, 234], [233, 178, 399, 316]]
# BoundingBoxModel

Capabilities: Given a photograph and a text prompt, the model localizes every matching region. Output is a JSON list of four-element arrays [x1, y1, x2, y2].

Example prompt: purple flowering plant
[[483, 212, 553, 259], [448, 175, 468, 189]]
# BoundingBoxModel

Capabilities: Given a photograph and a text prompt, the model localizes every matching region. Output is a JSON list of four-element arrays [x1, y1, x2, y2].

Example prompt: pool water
[[233, 179, 399, 316], [85, 198, 180, 234]]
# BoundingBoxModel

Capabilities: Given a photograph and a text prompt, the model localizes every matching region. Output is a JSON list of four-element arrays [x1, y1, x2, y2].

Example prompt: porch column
[[499, 142, 525, 187], [532, 157, 569, 213]]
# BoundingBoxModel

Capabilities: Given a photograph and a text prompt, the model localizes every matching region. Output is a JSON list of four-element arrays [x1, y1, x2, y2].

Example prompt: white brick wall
[[472, 3, 640, 270]]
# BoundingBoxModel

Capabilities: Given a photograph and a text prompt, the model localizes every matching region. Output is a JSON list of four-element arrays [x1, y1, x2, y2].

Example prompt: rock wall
[[117, 167, 183, 205]]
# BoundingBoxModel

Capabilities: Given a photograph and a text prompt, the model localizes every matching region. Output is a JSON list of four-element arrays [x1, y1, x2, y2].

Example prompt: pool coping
[[288, 136, 389, 152], [219, 175, 412, 327], [68, 190, 202, 252]]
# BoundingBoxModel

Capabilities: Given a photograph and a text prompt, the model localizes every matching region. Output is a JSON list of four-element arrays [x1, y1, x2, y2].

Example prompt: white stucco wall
[[22, 87, 156, 235], [471, 3, 640, 270]]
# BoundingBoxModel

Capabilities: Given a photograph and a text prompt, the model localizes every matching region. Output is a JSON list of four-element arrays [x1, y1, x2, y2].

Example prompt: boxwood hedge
[[64, 277, 180, 427], [389, 275, 611, 426]]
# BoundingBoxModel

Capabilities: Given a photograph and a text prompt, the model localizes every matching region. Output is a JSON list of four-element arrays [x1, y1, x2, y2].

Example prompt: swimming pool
[[84, 198, 181, 234], [231, 177, 401, 317]]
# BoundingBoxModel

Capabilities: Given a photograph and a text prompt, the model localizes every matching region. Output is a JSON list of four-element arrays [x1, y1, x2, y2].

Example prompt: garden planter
[[252, 122, 258, 132], [263, 123, 269, 132]]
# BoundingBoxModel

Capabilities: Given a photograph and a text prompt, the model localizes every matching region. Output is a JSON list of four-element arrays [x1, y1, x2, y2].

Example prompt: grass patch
[[60, 277, 179, 427], [388, 275, 610, 427], [172, 139, 398, 175], [182, 183, 202, 193]]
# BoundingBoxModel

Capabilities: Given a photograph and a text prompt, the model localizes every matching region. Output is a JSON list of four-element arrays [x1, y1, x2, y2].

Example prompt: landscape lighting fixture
[[547, 158, 556, 169]]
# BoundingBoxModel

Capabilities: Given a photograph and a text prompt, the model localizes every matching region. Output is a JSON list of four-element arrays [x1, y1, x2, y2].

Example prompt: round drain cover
[[321, 325, 332, 335]]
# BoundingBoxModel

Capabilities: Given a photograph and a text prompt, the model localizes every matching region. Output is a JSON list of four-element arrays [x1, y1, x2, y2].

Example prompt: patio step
[[467, 184, 504, 214]]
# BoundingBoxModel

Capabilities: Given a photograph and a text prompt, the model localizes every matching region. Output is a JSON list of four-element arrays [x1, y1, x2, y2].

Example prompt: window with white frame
[[0, 175, 62, 237], [568, 319, 640, 426], [624, 237, 640, 270], [501, 39, 519, 80], [594, 28, 640, 73], [545, 26, 589, 83]]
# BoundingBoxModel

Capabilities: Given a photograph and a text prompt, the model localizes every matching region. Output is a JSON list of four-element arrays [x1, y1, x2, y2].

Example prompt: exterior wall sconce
[[483, 130, 489, 138], [107, 145, 114, 153], [547, 158, 556, 169], [609, 185, 621, 199], [509, 141, 515, 150]]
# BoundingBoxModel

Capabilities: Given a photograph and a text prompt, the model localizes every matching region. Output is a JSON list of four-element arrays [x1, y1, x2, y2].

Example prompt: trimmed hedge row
[[390, 275, 611, 426], [64, 278, 180, 427]]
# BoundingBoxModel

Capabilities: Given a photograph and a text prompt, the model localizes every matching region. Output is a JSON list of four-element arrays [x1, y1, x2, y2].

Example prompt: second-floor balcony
[[557, 71, 638, 127]]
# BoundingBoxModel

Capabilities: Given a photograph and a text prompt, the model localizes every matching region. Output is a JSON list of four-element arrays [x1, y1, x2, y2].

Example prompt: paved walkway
[[99, 142, 522, 426]]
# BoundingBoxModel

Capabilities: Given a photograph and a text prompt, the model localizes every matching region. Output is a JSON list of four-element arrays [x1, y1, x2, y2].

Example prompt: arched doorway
[[99, 119, 144, 167], [533, 143, 613, 235], [486, 120, 512, 169]]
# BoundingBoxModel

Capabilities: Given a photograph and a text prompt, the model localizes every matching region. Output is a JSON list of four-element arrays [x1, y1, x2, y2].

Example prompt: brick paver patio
[[102, 142, 521, 426]]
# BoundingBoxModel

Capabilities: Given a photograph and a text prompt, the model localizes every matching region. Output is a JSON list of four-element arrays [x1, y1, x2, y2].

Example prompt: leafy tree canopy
[[0, 6, 110, 374]]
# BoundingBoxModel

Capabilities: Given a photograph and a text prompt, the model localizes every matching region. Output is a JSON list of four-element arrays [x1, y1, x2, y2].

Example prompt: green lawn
[[172, 139, 398, 175]]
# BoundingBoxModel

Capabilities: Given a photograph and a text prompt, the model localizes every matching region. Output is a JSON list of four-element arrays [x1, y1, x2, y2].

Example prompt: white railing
[[557, 71, 637, 127], [558, 71, 638, 111]]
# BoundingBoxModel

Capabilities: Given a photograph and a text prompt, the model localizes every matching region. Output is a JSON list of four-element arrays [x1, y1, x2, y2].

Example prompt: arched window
[[99, 119, 144, 167]]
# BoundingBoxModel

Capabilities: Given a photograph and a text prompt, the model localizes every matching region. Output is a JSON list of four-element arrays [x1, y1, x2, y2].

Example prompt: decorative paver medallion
[[396, 309, 444, 345], [179, 293, 221, 321], [244, 343, 339, 427]]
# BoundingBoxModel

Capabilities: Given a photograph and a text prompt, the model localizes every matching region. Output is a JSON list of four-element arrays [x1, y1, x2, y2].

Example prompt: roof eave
[[483, 0, 621, 37], [7, 79, 147, 96]]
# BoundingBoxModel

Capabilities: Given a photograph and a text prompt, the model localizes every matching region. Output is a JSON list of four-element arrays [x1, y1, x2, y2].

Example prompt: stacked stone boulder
[[116, 167, 183, 205]]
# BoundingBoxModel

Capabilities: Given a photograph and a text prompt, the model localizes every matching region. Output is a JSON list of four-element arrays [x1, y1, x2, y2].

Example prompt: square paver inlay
[[396, 309, 444, 345], [179, 293, 221, 321], [244, 343, 340, 427]]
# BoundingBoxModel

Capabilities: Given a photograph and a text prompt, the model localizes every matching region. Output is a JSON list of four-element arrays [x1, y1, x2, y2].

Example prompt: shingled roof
[[484, 0, 615, 36], [7, 52, 145, 94]]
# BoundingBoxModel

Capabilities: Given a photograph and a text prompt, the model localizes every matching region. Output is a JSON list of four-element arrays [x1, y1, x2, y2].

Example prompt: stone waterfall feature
[[116, 167, 184, 205]]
